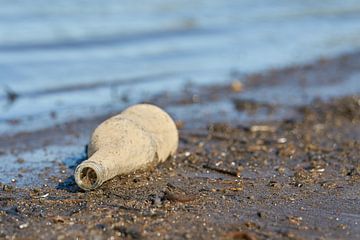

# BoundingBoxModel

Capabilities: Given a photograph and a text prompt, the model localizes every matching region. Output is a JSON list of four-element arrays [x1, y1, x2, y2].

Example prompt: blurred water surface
[[1, 0, 360, 133]]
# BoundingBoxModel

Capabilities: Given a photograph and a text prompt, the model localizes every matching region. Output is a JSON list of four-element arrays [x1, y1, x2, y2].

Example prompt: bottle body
[[75, 104, 178, 190]]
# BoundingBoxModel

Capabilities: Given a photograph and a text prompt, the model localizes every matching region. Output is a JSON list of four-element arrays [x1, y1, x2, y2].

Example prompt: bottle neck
[[74, 159, 105, 190]]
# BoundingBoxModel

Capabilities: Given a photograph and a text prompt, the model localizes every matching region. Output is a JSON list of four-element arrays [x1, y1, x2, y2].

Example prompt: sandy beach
[[2, 1, 360, 239], [1, 51, 360, 239]]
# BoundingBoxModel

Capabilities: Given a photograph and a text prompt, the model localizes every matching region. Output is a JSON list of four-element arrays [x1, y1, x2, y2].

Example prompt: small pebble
[[277, 137, 287, 144], [19, 223, 29, 229]]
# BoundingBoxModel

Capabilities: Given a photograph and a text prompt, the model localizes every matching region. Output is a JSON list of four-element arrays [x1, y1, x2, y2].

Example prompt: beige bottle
[[74, 104, 178, 190]]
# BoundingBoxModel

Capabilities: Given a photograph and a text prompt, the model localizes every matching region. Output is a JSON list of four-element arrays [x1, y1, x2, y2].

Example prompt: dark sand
[[1, 54, 360, 239]]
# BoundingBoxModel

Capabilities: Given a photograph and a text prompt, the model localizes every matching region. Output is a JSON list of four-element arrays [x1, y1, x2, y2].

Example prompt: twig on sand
[[203, 164, 241, 177]]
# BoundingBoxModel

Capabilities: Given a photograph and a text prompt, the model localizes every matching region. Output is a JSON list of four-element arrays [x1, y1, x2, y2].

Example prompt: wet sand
[[1, 53, 360, 239]]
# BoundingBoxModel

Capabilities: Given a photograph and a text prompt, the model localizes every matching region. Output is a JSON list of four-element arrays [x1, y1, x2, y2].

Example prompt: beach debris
[[19, 223, 29, 229], [203, 164, 242, 177], [230, 80, 244, 93], [250, 125, 276, 132], [268, 180, 281, 189], [288, 216, 303, 226], [233, 99, 275, 113], [4, 86, 19, 103], [2, 184, 14, 192], [163, 190, 196, 203], [33, 193, 50, 199], [74, 104, 178, 190], [277, 137, 287, 144], [275, 166, 286, 174], [52, 216, 66, 223], [16, 158, 25, 164], [278, 143, 296, 157]]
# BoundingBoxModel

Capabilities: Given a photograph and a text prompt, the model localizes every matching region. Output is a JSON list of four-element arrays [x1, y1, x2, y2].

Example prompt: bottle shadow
[[57, 145, 88, 192]]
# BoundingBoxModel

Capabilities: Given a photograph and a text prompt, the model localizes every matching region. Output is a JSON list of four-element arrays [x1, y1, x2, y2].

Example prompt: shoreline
[[1, 52, 360, 239]]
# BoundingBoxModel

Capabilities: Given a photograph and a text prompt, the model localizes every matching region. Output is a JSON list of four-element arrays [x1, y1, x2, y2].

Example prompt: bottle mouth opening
[[80, 167, 97, 186], [75, 162, 103, 190]]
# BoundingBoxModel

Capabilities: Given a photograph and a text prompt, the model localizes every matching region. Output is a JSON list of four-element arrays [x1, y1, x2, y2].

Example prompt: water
[[0, 144, 85, 186], [2, 1, 360, 186], [1, 0, 360, 134]]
